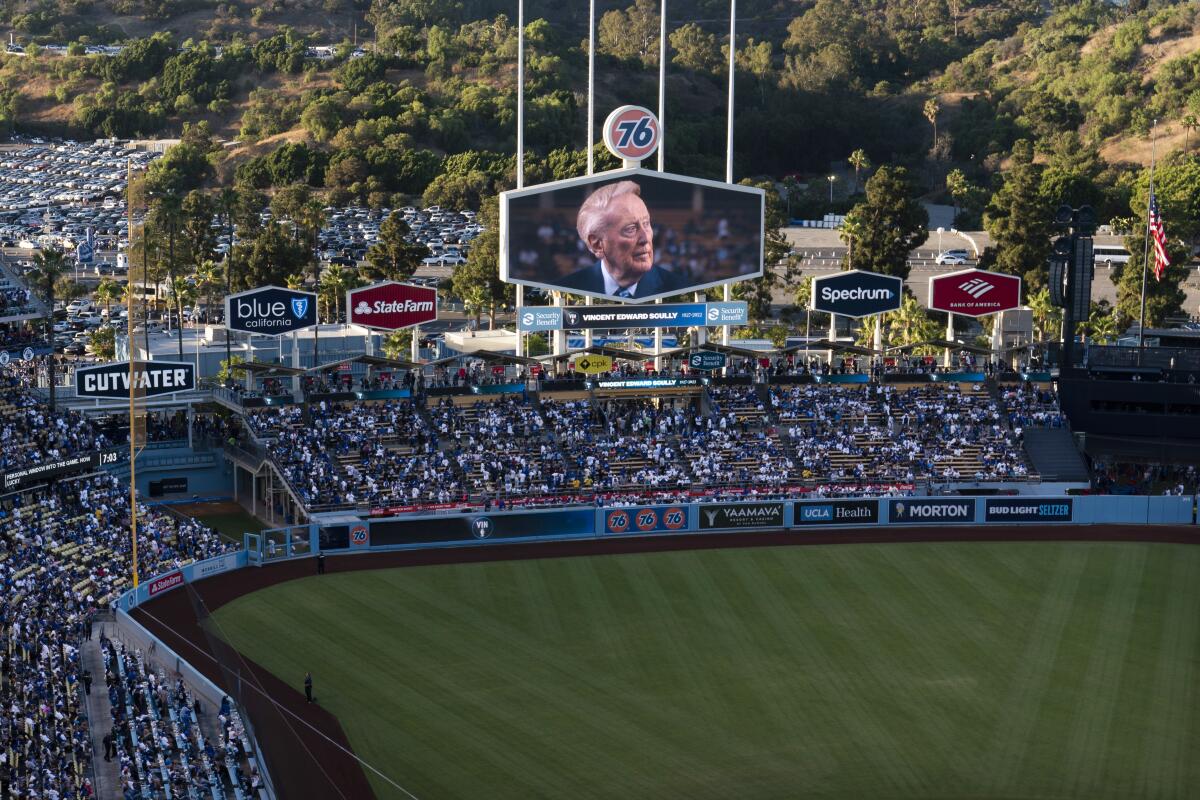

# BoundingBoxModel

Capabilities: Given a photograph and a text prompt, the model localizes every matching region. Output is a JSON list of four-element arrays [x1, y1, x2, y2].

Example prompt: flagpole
[[1137, 119, 1156, 352]]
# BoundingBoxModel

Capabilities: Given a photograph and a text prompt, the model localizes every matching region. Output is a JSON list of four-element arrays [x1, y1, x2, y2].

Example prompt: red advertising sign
[[148, 570, 184, 597], [929, 269, 1021, 318], [346, 282, 437, 331]]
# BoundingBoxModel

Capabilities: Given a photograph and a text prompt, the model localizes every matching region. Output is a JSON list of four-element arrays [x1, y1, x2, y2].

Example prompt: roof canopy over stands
[[426, 349, 543, 367], [782, 341, 880, 356], [234, 361, 307, 379], [307, 354, 421, 373], [538, 345, 685, 364]]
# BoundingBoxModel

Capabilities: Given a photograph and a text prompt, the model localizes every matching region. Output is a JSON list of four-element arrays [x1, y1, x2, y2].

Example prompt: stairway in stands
[[1019, 428, 1091, 482]]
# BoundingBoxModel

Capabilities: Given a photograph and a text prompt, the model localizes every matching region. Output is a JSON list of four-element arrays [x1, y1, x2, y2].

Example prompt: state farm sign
[[346, 282, 437, 331], [147, 570, 184, 597], [929, 268, 1021, 317]]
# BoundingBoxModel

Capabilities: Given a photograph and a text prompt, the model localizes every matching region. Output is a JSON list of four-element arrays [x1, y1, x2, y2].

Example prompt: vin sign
[[794, 499, 879, 526], [888, 498, 976, 524], [225, 286, 318, 336], [698, 502, 784, 530], [985, 498, 1073, 523], [810, 270, 903, 318], [76, 361, 195, 399]]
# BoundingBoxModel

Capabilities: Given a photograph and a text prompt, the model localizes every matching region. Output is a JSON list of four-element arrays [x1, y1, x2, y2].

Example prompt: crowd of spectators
[[102, 640, 262, 799], [1092, 462, 1199, 496], [1001, 384, 1066, 435], [1, 371, 118, 473]]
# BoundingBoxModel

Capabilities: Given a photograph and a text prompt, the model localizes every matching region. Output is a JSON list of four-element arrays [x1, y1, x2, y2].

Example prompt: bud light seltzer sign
[[347, 282, 438, 331]]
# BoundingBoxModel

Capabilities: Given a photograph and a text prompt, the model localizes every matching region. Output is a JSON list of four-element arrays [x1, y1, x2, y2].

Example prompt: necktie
[[615, 287, 633, 299]]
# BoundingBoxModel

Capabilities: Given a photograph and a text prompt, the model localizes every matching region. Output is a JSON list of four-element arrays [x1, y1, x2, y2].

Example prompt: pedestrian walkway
[[81, 628, 123, 798]]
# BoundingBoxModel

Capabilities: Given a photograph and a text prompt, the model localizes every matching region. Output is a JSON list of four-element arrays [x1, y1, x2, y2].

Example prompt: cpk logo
[[635, 509, 659, 531], [346, 281, 438, 330], [607, 510, 630, 533], [957, 278, 993, 299], [929, 269, 1020, 318]]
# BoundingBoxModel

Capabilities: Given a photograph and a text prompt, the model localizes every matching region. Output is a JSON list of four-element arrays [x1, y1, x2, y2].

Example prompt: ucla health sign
[[225, 286, 318, 336], [794, 499, 878, 526], [810, 270, 903, 318], [888, 498, 975, 524]]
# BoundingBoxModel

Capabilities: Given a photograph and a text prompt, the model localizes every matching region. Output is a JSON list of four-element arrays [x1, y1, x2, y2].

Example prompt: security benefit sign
[[929, 269, 1021, 318], [603, 505, 689, 534], [810, 270, 903, 318], [346, 281, 437, 331], [688, 351, 727, 371], [793, 499, 879, 526], [888, 498, 976, 524], [698, 502, 785, 530], [984, 498, 1073, 523], [572, 355, 613, 375], [225, 286, 318, 336], [75, 360, 195, 399]]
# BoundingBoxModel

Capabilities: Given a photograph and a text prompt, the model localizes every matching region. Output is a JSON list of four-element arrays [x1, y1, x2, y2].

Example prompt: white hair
[[576, 180, 642, 245]]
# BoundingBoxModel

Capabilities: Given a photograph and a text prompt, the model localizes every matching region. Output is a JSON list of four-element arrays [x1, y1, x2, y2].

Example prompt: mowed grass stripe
[[212, 542, 1200, 800]]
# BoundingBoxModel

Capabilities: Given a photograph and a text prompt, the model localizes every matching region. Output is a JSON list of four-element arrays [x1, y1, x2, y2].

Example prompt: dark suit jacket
[[557, 262, 690, 299]]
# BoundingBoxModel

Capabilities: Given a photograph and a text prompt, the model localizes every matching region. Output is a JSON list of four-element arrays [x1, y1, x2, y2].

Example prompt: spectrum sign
[[929, 269, 1021, 318], [346, 282, 438, 331]]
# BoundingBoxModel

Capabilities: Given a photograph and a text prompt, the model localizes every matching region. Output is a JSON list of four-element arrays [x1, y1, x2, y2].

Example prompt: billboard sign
[[573, 355, 613, 374], [688, 351, 727, 371], [603, 505, 688, 534], [346, 281, 437, 331], [75, 360, 195, 399], [590, 377, 703, 390], [793, 499, 879, 526], [698, 502, 785, 530], [147, 570, 184, 598], [224, 285, 318, 336], [519, 302, 749, 331], [929, 269, 1021, 318], [603, 105, 661, 162], [888, 498, 976, 524], [810, 270, 903, 318], [1, 452, 100, 492], [500, 167, 764, 304], [984, 498, 1073, 523]]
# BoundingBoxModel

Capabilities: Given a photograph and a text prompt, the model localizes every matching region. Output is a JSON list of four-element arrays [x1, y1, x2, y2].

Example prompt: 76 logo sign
[[604, 105, 660, 162]]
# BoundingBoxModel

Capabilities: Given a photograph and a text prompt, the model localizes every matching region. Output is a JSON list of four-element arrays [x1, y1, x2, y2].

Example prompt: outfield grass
[[186, 508, 265, 543], [212, 542, 1200, 799]]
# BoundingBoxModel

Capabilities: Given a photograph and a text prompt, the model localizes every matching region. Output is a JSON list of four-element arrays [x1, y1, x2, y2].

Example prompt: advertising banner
[[346, 281, 437, 330], [75, 360, 195, 399], [369, 509, 595, 547], [1, 452, 99, 492], [348, 522, 370, 547], [705, 302, 750, 326], [888, 498, 976, 524], [602, 505, 689, 534], [518, 308, 564, 332], [793, 499, 879, 526], [573, 355, 613, 374], [590, 377, 704, 390], [501, 167, 764, 304], [929, 269, 1021, 318], [147, 570, 184, 598], [224, 285, 318, 336], [688, 351, 727, 371], [698, 502, 785, 530], [984, 498, 1073, 523], [519, 302, 750, 331], [810, 270, 904, 318]]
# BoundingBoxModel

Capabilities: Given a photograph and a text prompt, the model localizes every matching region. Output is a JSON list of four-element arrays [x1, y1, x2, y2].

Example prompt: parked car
[[934, 249, 971, 265]]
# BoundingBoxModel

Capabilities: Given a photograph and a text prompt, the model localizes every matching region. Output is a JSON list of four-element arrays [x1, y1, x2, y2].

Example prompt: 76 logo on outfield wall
[[349, 524, 368, 545], [607, 510, 631, 533], [603, 105, 660, 162], [663, 508, 686, 530], [635, 509, 659, 531]]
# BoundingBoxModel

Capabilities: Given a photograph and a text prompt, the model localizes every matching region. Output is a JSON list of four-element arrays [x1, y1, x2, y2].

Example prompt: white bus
[[1093, 244, 1131, 266]]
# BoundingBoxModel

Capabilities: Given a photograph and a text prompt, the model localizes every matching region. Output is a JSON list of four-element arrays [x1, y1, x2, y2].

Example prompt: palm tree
[[1182, 114, 1199, 151], [95, 277, 121, 323], [1086, 305, 1120, 344], [193, 260, 219, 326], [296, 199, 327, 364], [168, 276, 195, 344], [29, 247, 70, 410], [319, 264, 359, 324], [218, 186, 238, 373], [848, 148, 870, 194], [888, 294, 940, 354], [149, 192, 185, 359], [923, 98, 940, 147], [1026, 287, 1062, 342], [285, 273, 306, 291]]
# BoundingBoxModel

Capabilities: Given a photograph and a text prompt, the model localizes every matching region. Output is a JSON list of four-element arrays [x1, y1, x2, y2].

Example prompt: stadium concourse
[[0, 369, 265, 799]]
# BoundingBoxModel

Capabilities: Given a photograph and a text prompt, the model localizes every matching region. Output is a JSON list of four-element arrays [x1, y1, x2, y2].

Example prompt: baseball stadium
[[3, 31, 1200, 800]]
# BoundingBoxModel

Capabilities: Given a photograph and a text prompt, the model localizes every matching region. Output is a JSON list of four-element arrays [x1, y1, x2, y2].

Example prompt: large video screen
[[500, 168, 764, 304]]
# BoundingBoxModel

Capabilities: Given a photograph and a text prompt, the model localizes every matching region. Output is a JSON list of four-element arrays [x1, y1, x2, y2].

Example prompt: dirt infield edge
[[133, 523, 1200, 800]]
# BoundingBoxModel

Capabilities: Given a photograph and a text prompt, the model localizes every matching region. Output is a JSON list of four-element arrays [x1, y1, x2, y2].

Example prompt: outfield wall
[[244, 495, 1197, 559]]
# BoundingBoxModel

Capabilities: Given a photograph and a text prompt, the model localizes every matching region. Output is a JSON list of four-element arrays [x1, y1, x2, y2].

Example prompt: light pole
[[937, 226, 944, 256], [827, 175, 836, 205]]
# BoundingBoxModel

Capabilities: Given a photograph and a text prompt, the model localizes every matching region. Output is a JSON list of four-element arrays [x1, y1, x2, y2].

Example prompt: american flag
[[1149, 190, 1170, 281]]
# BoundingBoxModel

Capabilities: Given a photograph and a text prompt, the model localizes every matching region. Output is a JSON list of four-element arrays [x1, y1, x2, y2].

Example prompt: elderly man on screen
[[560, 180, 689, 300]]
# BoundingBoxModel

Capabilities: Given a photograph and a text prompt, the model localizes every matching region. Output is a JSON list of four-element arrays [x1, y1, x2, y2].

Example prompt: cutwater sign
[[810, 270, 903, 318], [688, 351, 727, 371], [888, 498, 975, 523], [224, 286, 318, 336], [75, 360, 195, 399]]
